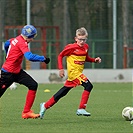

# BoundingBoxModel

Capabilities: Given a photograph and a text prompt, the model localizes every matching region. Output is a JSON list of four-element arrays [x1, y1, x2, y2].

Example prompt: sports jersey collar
[[74, 42, 87, 47]]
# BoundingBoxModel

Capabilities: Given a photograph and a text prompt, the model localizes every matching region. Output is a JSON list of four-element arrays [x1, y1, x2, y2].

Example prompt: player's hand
[[44, 57, 50, 64], [95, 57, 101, 63], [59, 69, 65, 78]]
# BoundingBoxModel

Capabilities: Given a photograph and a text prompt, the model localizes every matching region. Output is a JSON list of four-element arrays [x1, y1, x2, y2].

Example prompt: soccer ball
[[9, 82, 17, 90], [122, 107, 133, 121]]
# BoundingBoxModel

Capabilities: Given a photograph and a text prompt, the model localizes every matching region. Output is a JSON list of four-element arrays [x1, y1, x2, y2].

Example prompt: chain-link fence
[[0, 0, 133, 69]]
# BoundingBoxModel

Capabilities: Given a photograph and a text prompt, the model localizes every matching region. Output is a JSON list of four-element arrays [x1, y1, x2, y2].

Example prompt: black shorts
[[0, 69, 38, 90]]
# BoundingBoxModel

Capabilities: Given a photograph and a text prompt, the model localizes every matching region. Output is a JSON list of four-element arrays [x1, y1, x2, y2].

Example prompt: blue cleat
[[39, 102, 46, 119], [76, 109, 91, 116]]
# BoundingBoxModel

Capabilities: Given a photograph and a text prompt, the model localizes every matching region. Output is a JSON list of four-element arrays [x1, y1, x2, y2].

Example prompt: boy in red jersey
[[39, 27, 101, 119], [0, 25, 50, 119]]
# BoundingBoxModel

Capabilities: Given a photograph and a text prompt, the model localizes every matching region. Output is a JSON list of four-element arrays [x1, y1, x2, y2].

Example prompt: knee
[[29, 81, 38, 91], [85, 83, 93, 92], [82, 80, 93, 92]]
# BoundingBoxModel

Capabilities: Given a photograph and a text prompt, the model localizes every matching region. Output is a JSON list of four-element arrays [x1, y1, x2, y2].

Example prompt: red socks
[[44, 91, 90, 109], [44, 96, 56, 109], [79, 90, 90, 109], [23, 90, 36, 113], [22, 89, 90, 112]]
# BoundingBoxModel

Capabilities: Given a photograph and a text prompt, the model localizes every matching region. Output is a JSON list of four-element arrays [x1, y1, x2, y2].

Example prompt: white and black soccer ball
[[9, 82, 17, 90], [122, 107, 133, 121]]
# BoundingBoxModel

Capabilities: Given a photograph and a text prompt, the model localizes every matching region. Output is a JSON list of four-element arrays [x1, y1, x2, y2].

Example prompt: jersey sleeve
[[58, 44, 74, 69], [4, 40, 10, 54], [85, 44, 95, 62], [85, 55, 95, 62], [19, 42, 30, 54], [17, 39, 45, 62], [24, 51, 45, 62]]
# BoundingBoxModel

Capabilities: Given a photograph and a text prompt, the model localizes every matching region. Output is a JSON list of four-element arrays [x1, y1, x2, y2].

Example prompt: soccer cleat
[[22, 110, 40, 119], [39, 102, 46, 119], [131, 120, 133, 124], [76, 109, 91, 116]]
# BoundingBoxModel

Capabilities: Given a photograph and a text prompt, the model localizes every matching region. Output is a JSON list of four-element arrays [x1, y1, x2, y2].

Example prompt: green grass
[[0, 83, 133, 133]]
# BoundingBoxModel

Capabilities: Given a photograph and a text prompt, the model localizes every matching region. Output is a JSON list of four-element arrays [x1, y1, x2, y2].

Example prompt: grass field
[[0, 83, 133, 133]]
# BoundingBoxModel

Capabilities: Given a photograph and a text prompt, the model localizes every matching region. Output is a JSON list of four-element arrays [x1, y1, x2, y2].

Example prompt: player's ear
[[75, 37, 77, 41]]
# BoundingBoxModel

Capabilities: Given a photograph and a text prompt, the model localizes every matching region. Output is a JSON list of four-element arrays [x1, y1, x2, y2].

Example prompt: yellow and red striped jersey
[[58, 43, 95, 81]]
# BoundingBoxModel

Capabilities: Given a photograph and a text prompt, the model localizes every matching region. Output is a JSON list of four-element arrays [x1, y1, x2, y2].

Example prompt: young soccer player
[[39, 27, 101, 119], [0, 25, 50, 119]]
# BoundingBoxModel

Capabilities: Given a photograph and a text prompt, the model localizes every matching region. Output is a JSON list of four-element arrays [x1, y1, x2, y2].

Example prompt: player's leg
[[40, 86, 72, 119], [46, 86, 72, 108], [16, 69, 39, 119], [79, 80, 93, 109], [0, 70, 14, 97], [76, 74, 93, 116]]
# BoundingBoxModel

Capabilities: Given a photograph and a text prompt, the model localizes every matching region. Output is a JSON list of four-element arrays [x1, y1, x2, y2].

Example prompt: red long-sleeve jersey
[[2, 35, 30, 73], [58, 43, 95, 81]]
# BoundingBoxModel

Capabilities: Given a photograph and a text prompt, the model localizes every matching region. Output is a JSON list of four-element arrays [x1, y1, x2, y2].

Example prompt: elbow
[[24, 52, 34, 61], [27, 57, 33, 61], [26, 56, 33, 61]]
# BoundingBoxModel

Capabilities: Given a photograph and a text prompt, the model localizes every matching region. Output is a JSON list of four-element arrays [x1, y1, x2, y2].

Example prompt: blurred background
[[0, 0, 132, 70]]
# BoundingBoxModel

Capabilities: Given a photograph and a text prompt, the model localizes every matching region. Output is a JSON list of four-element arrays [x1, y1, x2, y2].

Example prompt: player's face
[[75, 35, 87, 47], [26, 34, 37, 43], [26, 38, 34, 43]]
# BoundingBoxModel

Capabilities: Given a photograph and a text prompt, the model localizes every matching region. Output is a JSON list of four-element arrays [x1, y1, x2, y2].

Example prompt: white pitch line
[[101, 90, 132, 93]]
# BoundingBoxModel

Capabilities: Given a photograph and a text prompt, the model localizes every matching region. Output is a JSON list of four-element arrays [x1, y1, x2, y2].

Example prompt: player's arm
[[85, 55, 95, 62], [4, 40, 10, 54], [58, 45, 74, 69], [58, 45, 74, 78], [86, 55, 101, 63], [85, 44, 101, 63], [24, 51, 50, 64]]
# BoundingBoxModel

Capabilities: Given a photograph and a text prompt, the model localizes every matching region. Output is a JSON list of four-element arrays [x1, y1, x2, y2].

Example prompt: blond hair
[[76, 27, 88, 37]]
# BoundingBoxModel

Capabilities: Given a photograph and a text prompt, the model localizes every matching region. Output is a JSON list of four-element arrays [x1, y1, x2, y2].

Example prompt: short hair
[[76, 27, 88, 37]]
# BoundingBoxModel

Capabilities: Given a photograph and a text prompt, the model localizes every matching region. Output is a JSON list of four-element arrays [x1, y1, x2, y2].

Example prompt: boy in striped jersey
[[39, 27, 101, 118]]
